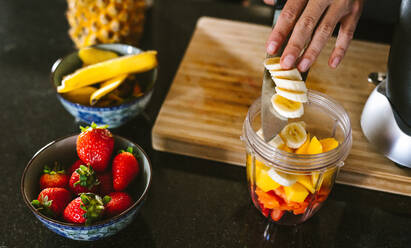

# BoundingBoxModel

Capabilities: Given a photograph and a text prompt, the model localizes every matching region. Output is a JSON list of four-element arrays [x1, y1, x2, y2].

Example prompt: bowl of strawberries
[[21, 123, 152, 241]]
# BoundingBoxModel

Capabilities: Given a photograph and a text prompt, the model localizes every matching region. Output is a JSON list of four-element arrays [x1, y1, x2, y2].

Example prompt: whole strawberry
[[105, 192, 133, 218], [97, 172, 114, 196], [31, 187, 71, 217], [63, 193, 111, 225], [39, 163, 69, 190], [76, 123, 114, 172], [69, 165, 100, 194], [68, 159, 85, 175], [112, 147, 140, 191]]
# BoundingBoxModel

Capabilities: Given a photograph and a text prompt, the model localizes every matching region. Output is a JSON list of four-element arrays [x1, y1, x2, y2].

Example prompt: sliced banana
[[268, 168, 297, 186], [280, 122, 307, 149], [272, 77, 307, 92], [276, 87, 308, 103], [271, 94, 304, 118], [270, 68, 302, 80], [264, 57, 281, 71], [268, 134, 285, 148]]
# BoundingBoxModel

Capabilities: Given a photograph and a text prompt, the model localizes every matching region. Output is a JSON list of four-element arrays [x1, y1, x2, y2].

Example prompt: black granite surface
[[1, 0, 411, 247]]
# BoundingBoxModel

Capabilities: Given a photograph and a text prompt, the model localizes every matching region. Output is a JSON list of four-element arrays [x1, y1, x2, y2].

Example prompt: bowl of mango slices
[[51, 43, 158, 128]]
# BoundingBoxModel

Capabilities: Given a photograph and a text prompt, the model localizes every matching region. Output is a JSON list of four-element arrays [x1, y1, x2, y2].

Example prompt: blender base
[[361, 80, 411, 168]]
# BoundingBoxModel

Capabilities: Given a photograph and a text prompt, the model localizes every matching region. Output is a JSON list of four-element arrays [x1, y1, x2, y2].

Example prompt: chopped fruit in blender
[[295, 134, 310, 154], [79, 47, 119, 65], [255, 188, 280, 209], [267, 169, 297, 187], [278, 143, 295, 153], [296, 175, 315, 194], [307, 136, 323, 154], [255, 163, 281, 192], [283, 183, 309, 203], [271, 209, 285, 221], [320, 138, 339, 152], [280, 122, 307, 149]]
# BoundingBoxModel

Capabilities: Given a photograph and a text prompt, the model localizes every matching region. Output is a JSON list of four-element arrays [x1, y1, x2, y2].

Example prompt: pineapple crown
[[43, 162, 65, 175], [73, 165, 100, 189], [80, 122, 109, 132], [31, 195, 56, 217], [79, 193, 111, 225]]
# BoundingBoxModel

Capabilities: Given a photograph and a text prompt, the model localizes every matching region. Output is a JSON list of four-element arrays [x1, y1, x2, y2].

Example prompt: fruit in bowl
[[21, 124, 152, 241], [51, 43, 158, 128]]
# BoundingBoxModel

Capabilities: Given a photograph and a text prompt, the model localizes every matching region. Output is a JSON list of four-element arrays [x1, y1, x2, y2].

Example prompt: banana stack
[[264, 57, 307, 119]]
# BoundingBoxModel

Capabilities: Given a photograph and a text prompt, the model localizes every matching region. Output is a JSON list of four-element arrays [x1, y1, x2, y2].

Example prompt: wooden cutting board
[[152, 17, 411, 196]]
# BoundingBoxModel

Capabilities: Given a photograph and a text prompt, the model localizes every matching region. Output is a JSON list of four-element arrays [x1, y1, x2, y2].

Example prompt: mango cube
[[295, 134, 310, 154], [256, 162, 281, 192], [307, 136, 323, 154], [283, 183, 309, 203], [320, 138, 339, 152], [297, 175, 315, 193]]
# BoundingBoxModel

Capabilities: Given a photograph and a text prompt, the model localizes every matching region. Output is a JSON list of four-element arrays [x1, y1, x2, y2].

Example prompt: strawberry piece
[[69, 165, 100, 194], [31, 187, 71, 217], [271, 209, 285, 221], [63, 193, 111, 225], [76, 123, 114, 172], [39, 163, 69, 190], [97, 172, 114, 196], [258, 202, 271, 218], [105, 192, 133, 218], [68, 159, 85, 175], [112, 147, 139, 191]]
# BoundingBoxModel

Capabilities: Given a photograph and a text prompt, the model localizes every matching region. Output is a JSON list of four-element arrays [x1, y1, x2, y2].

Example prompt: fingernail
[[267, 41, 278, 54], [331, 56, 341, 68], [299, 58, 311, 72], [282, 54, 295, 68]]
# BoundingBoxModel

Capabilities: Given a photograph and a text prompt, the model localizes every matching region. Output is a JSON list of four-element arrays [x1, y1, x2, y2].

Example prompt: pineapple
[[66, 0, 146, 48]]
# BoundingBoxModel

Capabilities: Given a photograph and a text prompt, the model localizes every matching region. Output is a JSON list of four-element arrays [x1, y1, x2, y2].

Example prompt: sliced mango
[[320, 138, 339, 152], [283, 183, 309, 203], [58, 51, 158, 93], [90, 74, 128, 105], [79, 47, 119, 65], [297, 175, 315, 193], [255, 161, 281, 192], [306, 136, 323, 154], [61, 86, 97, 106], [295, 134, 310, 154], [311, 167, 337, 188]]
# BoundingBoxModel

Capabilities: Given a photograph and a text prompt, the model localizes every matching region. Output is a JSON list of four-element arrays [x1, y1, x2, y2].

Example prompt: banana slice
[[268, 168, 297, 186], [270, 68, 302, 80], [264, 57, 281, 71], [268, 134, 285, 148], [280, 122, 308, 149], [276, 87, 308, 103], [90, 74, 128, 105], [271, 94, 304, 118], [272, 77, 307, 92]]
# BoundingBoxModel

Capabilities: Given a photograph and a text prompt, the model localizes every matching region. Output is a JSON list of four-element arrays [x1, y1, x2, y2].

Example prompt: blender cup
[[242, 90, 352, 225]]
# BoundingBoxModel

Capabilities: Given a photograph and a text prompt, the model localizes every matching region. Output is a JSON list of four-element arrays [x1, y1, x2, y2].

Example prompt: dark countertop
[[1, 0, 411, 247]]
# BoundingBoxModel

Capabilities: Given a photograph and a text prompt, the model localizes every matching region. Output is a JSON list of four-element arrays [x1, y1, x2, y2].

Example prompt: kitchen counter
[[1, 0, 410, 247]]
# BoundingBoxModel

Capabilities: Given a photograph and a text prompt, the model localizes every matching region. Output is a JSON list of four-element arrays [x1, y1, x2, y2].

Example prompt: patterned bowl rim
[[20, 134, 152, 227], [50, 43, 158, 111]]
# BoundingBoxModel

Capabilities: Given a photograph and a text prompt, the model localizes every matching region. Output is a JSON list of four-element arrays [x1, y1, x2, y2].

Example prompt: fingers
[[329, 0, 364, 68], [297, 0, 351, 71], [263, 0, 275, 5], [280, 0, 331, 69], [266, 0, 307, 55]]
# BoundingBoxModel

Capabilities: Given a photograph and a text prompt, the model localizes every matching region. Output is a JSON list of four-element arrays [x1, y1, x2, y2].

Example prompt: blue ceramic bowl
[[51, 43, 157, 128], [21, 135, 152, 241]]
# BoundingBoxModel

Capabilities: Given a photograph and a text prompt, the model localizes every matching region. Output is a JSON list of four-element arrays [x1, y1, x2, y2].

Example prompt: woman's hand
[[264, 0, 364, 71]]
